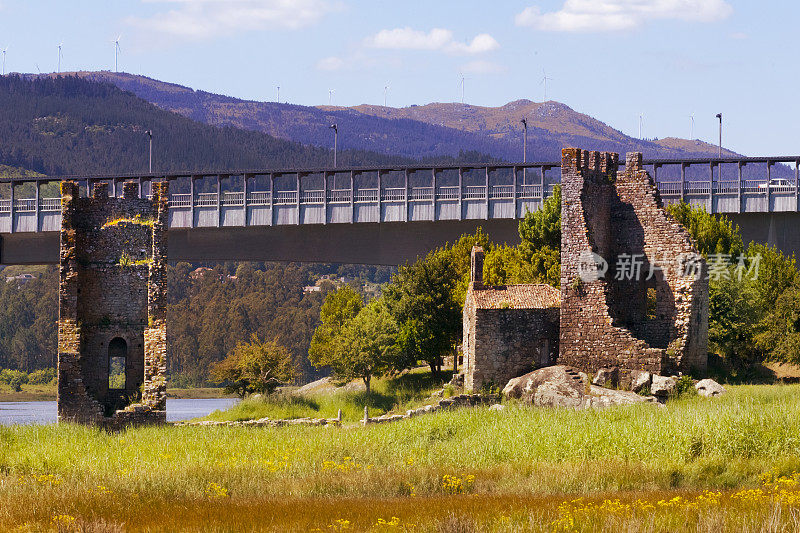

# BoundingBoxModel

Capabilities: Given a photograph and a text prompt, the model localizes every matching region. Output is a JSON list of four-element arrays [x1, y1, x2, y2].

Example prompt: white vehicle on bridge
[[758, 178, 793, 189]]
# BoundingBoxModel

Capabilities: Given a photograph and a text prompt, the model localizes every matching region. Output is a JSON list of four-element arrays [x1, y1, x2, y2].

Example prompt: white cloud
[[316, 56, 344, 71], [515, 0, 733, 32], [460, 60, 506, 75], [366, 27, 499, 55], [129, 0, 339, 39]]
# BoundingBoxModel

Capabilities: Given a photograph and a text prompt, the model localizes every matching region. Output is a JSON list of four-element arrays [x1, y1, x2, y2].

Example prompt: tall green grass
[[1, 384, 800, 530]]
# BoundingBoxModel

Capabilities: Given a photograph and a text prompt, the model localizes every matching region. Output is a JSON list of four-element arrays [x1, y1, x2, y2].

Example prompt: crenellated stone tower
[[558, 148, 709, 383], [57, 180, 168, 427]]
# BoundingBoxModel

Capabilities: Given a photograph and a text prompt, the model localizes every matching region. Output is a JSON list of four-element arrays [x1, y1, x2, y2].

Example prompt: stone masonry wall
[[463, 304, 559, 392], [558, 148, 708, 383], [57, 180, 168, 427]]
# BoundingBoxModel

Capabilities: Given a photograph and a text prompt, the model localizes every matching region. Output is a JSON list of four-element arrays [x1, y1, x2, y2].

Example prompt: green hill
[[0, 75, 417, 177]]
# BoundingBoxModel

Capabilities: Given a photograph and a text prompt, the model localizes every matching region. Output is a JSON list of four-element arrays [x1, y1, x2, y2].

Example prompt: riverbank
[[1, 384, 799, 531], [0, 383, 56, 402], [0, 383, 232, 402]]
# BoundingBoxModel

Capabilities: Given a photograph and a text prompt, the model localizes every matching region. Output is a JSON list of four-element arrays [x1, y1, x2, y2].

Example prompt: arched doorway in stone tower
[[108, 337, 128, 390]]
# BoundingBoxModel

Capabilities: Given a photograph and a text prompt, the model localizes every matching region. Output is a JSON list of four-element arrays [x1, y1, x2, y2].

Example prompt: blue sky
[[0, 1, 796, 156]]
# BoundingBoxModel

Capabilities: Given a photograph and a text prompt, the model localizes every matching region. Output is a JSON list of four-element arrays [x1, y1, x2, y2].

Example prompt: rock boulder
[[592, 367, 620, 388], [630, 370, 652, 393], [586, 385, 658, 407], [695, 379, 726, 397], [501, 373, 530, 399], [651, 375, 677, 397], [502, 365, 587, 408]]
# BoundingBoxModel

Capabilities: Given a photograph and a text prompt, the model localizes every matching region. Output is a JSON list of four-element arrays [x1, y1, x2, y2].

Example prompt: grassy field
[[1, 384, 800, 531]]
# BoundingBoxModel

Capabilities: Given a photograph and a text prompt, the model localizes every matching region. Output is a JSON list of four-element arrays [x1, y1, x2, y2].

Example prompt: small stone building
[[57, 180, 168, 427], [462, 246, 560, 392]]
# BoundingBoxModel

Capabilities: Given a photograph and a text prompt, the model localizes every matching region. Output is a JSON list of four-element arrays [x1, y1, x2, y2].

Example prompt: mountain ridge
[[40, 71, 740, 163]]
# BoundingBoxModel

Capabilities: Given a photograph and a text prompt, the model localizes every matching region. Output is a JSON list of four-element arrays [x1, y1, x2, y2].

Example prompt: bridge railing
[[0, 157, 798, 233]]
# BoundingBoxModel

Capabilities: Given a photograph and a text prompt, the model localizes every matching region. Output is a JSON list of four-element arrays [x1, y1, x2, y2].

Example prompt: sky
[[0, 0, 797, 156]]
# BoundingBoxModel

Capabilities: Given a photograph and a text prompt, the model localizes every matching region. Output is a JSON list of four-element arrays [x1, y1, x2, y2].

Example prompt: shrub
[[675, 375, 697, 398], [211, 334, 297, 398], [28, 368, 56, 385], [0, 369, 29, 392], [1, 369, 29, 387]]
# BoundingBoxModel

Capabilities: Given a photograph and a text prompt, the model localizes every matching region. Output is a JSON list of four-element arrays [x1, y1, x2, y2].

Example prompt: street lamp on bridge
[[145, 130, 153, 173], [716, 113, 722, 158], [521, 118, 528, 163], [521, 117, 528, 185], [330, 124, 338, 168]]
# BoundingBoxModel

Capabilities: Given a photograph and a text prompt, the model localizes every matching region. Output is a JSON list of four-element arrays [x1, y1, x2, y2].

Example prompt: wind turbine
[[689, 114, 695, 139], [384, 83, 389, 107], [1, 47, 7, 76], [57, 42, 64, 73], [540, 69, 552, 101], [639, 113, 644, 139], [329, 89, 335, 106], [276, 86, 280, 103], [459, 72, 470, 104], [113, 35, 121, 72]]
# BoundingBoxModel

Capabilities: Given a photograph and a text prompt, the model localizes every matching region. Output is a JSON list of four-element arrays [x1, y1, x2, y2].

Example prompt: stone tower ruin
[[559, 148, 709, 383], [57, 180, 168, 427]]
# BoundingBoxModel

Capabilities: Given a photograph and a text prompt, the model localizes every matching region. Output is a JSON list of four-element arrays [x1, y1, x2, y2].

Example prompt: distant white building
[[5, 273, 35, 285]]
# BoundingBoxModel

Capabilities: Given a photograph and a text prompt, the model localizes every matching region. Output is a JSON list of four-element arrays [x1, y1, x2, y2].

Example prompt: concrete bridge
[[1, 156, 799, 265]]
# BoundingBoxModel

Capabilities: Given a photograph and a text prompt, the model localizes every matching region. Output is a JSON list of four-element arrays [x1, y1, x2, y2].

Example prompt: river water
[[0, 398, 239, 425]]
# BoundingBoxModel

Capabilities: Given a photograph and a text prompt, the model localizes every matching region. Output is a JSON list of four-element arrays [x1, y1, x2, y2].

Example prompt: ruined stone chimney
[[470, 246, 484, 289]]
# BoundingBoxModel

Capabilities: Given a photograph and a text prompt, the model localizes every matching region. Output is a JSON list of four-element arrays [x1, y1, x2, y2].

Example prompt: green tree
[[518, 184, 561, 255], [483, 244, 523, 286], [746, 242, 799, 311], [331, 298, 402, 394], [671, 202, 800, 372], [308, 285, 364, 368], [210, 334, 297, 398], [708, 269, 762, 372], [485, 185, 562, 287], [384, 247, 462, 375], [0, 369, 29, 392], [755, 281, 800, 364], [666, 201, 744, 258]]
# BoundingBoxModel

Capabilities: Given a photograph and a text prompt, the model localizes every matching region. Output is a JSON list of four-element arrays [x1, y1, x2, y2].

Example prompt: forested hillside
[[166, 262, 392, 385], [0, 75, 421, 177]]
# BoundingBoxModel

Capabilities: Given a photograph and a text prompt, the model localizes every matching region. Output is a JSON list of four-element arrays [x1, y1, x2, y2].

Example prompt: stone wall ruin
[[558, 148, 709, 384]]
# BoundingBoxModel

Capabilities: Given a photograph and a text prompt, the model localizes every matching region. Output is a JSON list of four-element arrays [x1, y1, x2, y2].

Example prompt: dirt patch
[[764, 362, 800, 383]]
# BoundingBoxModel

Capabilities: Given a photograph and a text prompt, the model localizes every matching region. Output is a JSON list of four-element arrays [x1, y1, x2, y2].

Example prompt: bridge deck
[[1, 157, 799, 235], [0, 157, 799, 264]]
